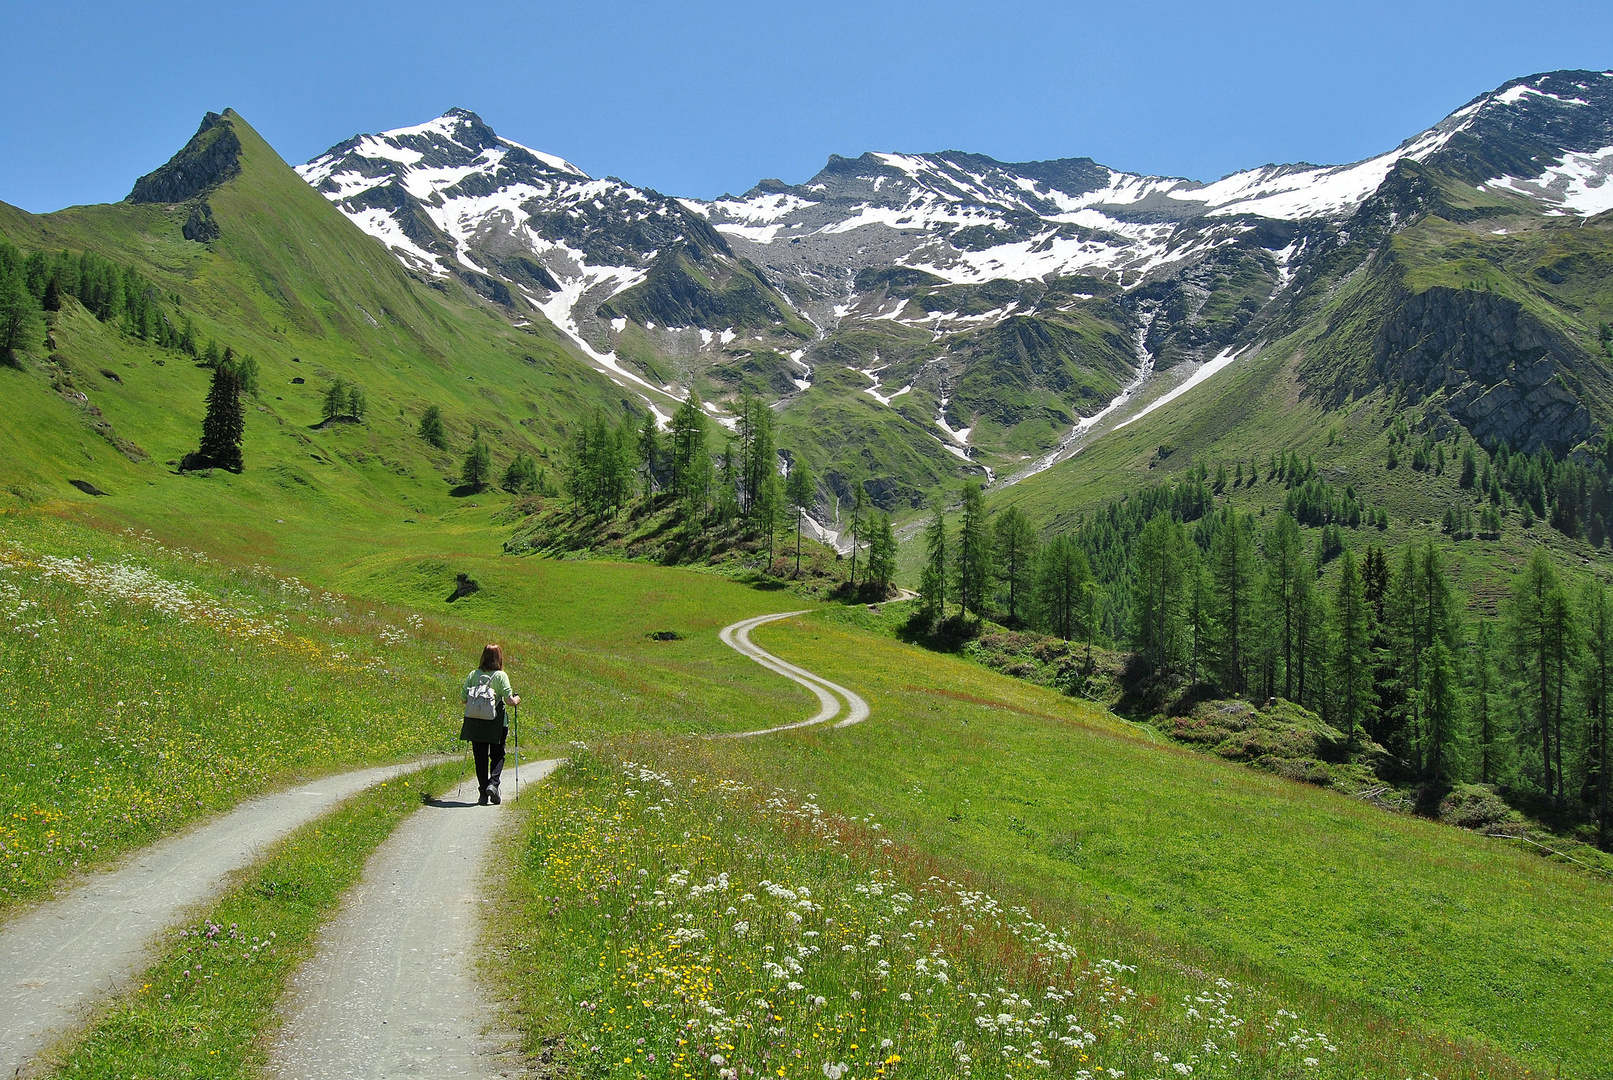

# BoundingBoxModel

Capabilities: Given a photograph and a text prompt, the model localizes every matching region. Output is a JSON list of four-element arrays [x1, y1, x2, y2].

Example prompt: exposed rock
[[1373, 286, 1594, 453], [182, 201, 220, 242], [128, 112, 242, 204]]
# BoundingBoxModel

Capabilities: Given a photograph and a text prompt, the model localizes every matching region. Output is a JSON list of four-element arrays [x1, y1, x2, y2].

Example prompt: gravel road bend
[[269, 758, 561, 1080], [714, 611, 871, 737], [0, 759, 440, 1077]]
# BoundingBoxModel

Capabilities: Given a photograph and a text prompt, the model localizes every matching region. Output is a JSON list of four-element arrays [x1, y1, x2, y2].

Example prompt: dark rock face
[[1374, 286, 1594, 453], [182, 202, 220, 242], [128, 112, 242, 204]]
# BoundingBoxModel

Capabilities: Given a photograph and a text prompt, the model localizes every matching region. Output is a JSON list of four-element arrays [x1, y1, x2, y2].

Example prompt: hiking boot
[[478, 792, 489, 806], [488, 789, 502, 805]]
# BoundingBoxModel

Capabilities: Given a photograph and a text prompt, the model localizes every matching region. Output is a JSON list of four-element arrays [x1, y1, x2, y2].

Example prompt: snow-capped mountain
[[298, 70, 1613, 497]]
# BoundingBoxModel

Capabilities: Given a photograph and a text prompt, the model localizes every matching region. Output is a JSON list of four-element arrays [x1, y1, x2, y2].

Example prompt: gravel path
[[269, 758, 561, 1080], [714, 612, 871, 737], [0, 758, 441, 1077]]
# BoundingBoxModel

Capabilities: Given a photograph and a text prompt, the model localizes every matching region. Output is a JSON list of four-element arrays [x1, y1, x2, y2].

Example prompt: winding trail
[[713, 612, 871, 737], [0, 758, 441, 1076], [269, 759, 561, 1080]]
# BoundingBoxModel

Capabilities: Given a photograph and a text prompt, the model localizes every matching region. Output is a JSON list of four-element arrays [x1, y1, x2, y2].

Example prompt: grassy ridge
[[40, 759, 463, 1079], [692, 613, 1613, 1076]]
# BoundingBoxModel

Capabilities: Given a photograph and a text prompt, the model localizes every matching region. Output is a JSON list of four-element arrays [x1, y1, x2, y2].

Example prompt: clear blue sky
[[3, 0, 1610, 213]]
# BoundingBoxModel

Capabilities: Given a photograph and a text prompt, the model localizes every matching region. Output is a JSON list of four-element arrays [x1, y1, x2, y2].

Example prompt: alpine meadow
[[6, 55, 1613, 1080]]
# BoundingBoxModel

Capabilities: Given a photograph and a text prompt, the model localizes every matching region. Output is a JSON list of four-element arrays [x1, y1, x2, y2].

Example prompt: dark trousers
[[473, 736, 506, 794]]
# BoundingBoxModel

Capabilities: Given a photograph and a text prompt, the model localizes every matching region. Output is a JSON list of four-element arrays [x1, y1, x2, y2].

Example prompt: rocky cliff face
[[127, 112, 242, 204], [1374, 286, 1594, 454]]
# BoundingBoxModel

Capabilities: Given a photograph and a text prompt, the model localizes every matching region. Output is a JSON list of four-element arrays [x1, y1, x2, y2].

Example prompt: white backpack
[[465, 671, 499, 721]]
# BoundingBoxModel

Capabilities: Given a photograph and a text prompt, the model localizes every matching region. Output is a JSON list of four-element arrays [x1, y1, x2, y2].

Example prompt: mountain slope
[[0, 109, 635, 554], [298, 71, 1613, 516]]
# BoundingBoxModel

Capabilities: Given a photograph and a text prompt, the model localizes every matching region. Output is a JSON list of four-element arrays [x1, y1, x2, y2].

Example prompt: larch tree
[[920, 496, 948, 622], [954, 483, 991, 620], [1585, 580, 1613, 850], [1331, 547, 1372, 749], [992, 505, 1038, 626], [785, 456, 815, 577]]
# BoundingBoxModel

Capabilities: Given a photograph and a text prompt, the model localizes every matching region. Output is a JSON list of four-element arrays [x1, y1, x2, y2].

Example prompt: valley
[[3, 63, 1613, 1080]]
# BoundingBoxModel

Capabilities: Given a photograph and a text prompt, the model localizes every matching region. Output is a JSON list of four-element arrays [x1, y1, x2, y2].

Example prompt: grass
[[498, 744, 1526, 1080], [687, 612, 1613, 1076], [38, 759, 463, 1079]]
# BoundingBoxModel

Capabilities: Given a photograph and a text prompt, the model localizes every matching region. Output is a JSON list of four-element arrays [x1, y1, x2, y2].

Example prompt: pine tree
[[954, 483, 991, 620], [992, 505, 1038, 626], [461, 427, 492, 491], [919, 497, 948, 622], [785, 456, 815, 577], [419, 405, 448, 450], [193, 363, 244, 472]]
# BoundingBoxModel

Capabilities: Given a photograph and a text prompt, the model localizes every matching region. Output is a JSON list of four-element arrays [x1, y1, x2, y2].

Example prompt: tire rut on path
[[269, 759, 561, 1080], [713, 612, 871, 738], [0, 758, 441, 1077]]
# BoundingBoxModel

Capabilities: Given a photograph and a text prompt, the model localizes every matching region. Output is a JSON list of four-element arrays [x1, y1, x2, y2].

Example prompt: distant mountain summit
[[298, 70, 1613, 495]]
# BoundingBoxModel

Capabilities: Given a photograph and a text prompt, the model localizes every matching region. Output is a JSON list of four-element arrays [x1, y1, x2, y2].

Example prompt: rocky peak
[[126, 111, 243, 204]]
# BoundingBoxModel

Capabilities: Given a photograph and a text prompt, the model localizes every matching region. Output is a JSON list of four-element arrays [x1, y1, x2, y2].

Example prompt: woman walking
[[460, 644, 520, 805]]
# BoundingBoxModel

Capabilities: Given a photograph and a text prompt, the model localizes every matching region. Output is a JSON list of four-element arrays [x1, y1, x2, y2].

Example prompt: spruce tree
[[195, 363, 245, 472]]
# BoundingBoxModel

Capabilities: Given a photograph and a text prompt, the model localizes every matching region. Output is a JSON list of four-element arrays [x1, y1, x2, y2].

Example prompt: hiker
[[460, 644, 520, 805]]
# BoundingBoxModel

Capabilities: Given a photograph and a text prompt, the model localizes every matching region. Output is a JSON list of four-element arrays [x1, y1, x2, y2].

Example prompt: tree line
[[917, 473, 1611, 848], [548, 391, 898, 592]]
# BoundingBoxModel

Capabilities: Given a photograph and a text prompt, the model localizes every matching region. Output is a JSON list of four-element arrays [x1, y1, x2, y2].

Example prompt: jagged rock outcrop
[[128, 112, 242, 204], [1374, 286, 1594, 453], [182, 202, 220, 242]]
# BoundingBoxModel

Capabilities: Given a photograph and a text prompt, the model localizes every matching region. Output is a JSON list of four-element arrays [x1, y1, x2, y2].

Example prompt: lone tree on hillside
[[785, 457, 815, 576], [419, 404, 448, 449], [183, 363, 244, 472], [461, 426, 492, 491], [321, 377, 366, 423]]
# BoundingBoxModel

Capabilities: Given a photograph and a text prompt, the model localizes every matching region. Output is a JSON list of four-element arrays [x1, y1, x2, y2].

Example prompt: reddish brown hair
[[478, 644, 504, 672]]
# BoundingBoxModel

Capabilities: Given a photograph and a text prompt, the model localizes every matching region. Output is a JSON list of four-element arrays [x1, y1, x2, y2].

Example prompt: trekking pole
[[510, 701, 520, 798]]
